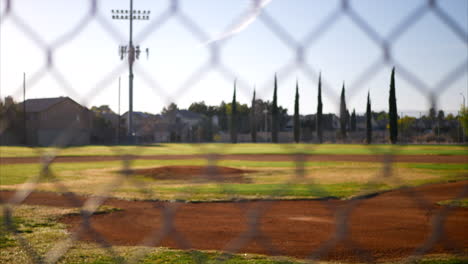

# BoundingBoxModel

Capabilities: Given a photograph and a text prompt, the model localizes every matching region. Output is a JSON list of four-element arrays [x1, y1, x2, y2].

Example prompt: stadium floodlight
[[111, 0, 151, 143]]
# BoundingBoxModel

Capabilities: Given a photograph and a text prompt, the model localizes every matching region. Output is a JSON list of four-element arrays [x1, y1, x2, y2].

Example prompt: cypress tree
[[251, 88, 257, 142], [389, 67, 398, 144], [316, 73, 323, 143], [230, 80, 237, 143], [294, 80, 300, 143], [346, 109, 350, 132], [366, 92, 372, 144], [350, 109, 356, 132], [272, 75, 279, 143], [339, 83, 347, 140]]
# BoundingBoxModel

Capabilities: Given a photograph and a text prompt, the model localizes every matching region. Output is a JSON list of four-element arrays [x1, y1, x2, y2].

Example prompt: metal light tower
[[111, 1, 150, 143], [117, 76, 121, 145]]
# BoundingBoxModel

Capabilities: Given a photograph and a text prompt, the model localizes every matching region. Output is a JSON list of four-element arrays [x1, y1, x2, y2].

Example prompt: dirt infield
[[1, 153, 467, 164], [132, 165, 252, 182], [1, 181, 467, 262]]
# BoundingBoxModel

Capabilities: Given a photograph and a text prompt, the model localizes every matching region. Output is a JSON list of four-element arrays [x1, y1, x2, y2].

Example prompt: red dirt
[[1, 154, 467, 164], [1, 181, 467, 262], [132, 165, 252, 183]]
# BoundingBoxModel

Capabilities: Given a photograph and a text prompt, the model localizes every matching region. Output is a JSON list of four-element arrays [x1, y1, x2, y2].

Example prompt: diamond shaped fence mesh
[[0, 0, 467, 263]]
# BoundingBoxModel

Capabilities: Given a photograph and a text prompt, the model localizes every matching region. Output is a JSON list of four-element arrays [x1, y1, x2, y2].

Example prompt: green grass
[[139, 250, 304, 264], [1, 143, 467, 157], [157, 182, 388, 201], [437, 199, 468, 208], [0, 159, 369, 186], [402, 163, 468, 171], [0, 216, 18, 249], [409, 258, 468, 264], [1, 158, 467, 201]]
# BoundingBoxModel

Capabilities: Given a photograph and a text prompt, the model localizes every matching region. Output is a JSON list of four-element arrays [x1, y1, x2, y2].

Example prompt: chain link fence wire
[[1, 0, 467, 263]]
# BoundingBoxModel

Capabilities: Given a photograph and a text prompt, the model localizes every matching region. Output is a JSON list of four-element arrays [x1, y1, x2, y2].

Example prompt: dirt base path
[[1, 181, 467, 262], [1, 154, 467, 164]]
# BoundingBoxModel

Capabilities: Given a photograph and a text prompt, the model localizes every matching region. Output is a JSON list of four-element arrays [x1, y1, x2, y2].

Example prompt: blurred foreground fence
[[1, 0, 467, 263]]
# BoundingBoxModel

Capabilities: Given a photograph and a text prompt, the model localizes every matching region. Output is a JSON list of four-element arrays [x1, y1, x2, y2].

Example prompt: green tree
[[461, 105, 468, 137], [398, 116, 416, 136], [217, 101, 228, 131], [161, 102, 178, 115], [373, 111, 388, 122], [294, 80, 300, 143], [251, 88, 257, 142], [350, 109, 356, 132], [339, 83, 347, 139], [429, 107, 437, 121], [316, 73, 323, 143], [437, 110, 445, 121], [272, 75, 279, 143], [446, 113, 456, 121], [91, 105, 114, 114], [188, 101, 208, 114], [389, 67, 398, 144], [189, 102, 217, 142], [0, 96, 25, 144], [366, 92, 372, 144], [230, 81, 238, 143]]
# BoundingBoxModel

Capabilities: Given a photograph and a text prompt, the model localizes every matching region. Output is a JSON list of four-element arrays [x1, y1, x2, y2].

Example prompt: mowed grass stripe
[[0, 160, 373, 185], [1, 160, 467, 186], [1, 144, 468, 157], [1, 158, 466, 202]]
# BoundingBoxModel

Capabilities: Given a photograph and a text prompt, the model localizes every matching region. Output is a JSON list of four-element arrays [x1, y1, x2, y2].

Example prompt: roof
[[19, 97, 81, 113], [122, 111, 156, 119]]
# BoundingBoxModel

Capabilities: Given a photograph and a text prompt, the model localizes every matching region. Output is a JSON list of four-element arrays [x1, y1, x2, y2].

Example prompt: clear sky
[[1, 0, 467, 116]]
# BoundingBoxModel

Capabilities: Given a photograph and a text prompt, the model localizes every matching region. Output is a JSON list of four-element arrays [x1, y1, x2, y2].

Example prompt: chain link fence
[[1, 0, 467, 263]]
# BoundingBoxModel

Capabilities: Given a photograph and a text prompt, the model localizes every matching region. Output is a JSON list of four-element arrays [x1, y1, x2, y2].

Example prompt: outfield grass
[[1, 159, 466, 201], [1, 143, 467, 157]]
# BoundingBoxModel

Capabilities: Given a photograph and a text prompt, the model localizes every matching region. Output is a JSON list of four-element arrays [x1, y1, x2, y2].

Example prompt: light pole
[[23, 72, 26, 145], [111, 1, 150, 143], [461, 93, 466, 109], [117, 76, 121, 145]]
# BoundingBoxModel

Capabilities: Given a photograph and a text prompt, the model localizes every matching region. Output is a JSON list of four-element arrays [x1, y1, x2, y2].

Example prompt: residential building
[[19, 97, 91, 146]]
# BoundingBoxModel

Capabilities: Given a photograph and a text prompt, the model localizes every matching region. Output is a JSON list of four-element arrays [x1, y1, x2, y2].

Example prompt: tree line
[[228, 67, 400, 144], [2, 67, 467, 144]]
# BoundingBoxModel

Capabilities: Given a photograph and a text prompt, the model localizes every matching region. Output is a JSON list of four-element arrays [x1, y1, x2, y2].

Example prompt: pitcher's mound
[[133, 165, 253, 183]]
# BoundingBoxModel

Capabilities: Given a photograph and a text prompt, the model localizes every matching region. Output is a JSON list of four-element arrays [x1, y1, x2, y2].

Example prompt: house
[[153, 120, 171, 142], [356, 115, 378, 131], [322, 114, 340, 130], [121, 111, 158, 142], [90, 109, 120, 144], [159, 110, 206, 142], [174, 110, 205, 126], [19, 97, 91, 146]]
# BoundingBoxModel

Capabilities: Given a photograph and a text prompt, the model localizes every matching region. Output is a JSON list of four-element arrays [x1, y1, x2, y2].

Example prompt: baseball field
[[1, 144, 467, 263]]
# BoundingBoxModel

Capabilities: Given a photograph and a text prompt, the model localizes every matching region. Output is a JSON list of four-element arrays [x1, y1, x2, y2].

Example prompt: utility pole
[[117, 76, 121, 145], [111, 1, 150, 143], [23, 72, 26, 145]]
